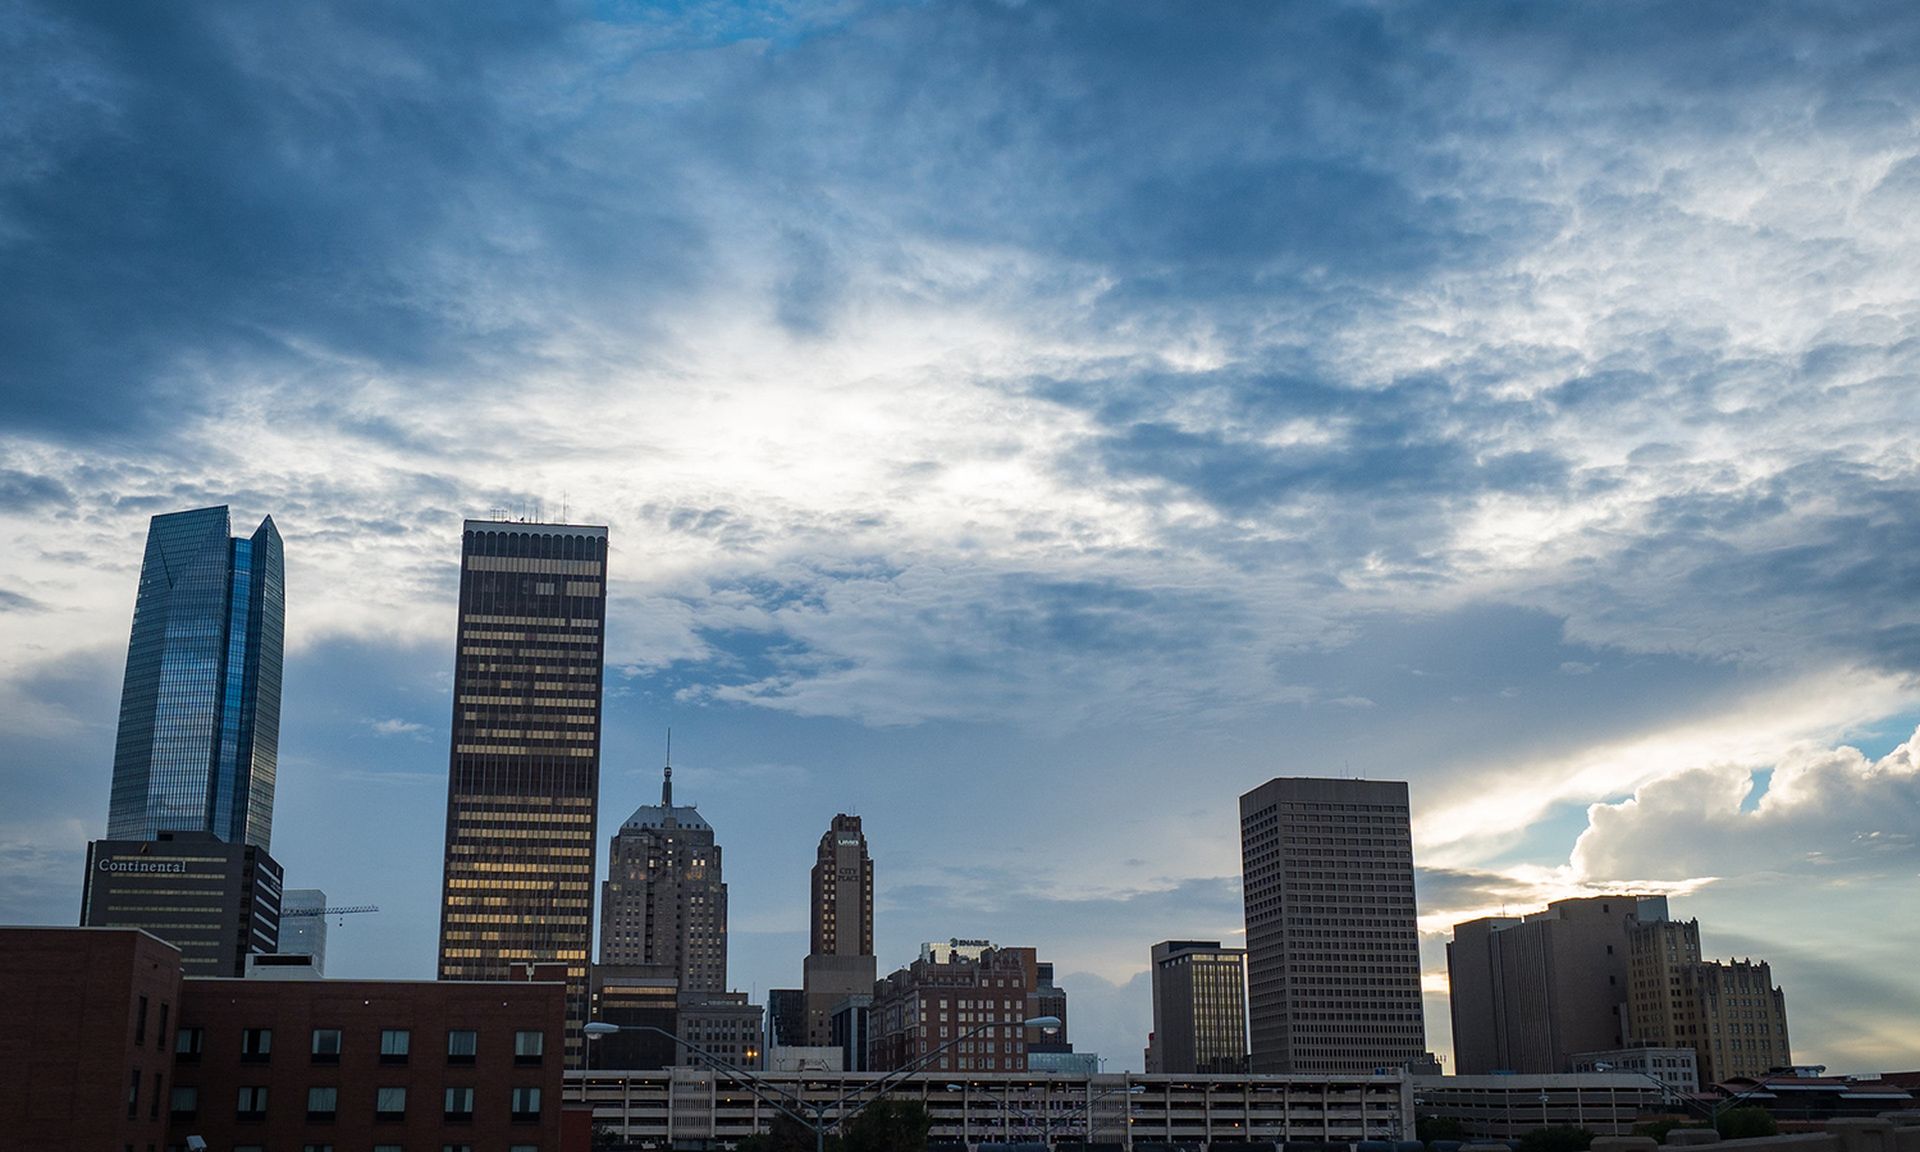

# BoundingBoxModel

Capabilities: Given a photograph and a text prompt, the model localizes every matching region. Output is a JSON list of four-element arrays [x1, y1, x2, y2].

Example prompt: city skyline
[[5, 1, 1920, 1077]]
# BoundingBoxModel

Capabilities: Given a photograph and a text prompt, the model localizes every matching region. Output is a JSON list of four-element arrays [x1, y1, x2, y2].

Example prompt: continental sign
[[97, 858, 189, 874]]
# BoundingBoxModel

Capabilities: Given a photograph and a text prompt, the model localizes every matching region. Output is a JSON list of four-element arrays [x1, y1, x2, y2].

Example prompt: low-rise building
[[870, 944, 1038, 1073], [1572, 1046, 1700, 1094], [1412, 1072, 1671, 1140]]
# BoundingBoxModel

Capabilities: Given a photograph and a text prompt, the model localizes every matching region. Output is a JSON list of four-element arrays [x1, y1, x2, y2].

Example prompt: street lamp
[[584, 1014, 1062, 1152], [1592, 1061, 1715, 1124]]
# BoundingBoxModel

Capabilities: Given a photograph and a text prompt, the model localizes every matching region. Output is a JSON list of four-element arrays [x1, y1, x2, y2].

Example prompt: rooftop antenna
[[662, 728, 673, 807], [562, 491, 570, 523]]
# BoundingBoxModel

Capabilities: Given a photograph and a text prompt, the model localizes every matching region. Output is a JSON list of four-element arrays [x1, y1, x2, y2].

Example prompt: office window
[[447, 1029, 478, 1063], [380, 1028, 411, 1062], [170, 1085, 198, 1118], [135, 995, 149, 1045], [307, 1086, 338, 1121], [511, 1086, 542, 1122], [127, 1069, 140, 1119], [236, 1085, 269, 1120], [515, 1029, 545, 1064], [241, 1027, 272, 1060], [151, 1071, 163, 1120], [376, 1086, 407, 1121], [175, 1027, 203, 1060], [444, 1086, 474, 1121], [156, 1003, 170, 1050]]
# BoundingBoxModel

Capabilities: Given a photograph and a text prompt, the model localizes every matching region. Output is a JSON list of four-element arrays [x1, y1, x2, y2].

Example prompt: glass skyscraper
[[106, 506, 285, 850]]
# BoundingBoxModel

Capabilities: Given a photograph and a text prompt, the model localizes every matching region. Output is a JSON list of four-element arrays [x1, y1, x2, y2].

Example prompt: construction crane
[[280, 904, 379, 925]]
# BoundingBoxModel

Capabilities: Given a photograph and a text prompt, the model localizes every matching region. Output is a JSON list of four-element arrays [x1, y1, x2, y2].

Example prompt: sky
[[3, 0, 1919, 1075]]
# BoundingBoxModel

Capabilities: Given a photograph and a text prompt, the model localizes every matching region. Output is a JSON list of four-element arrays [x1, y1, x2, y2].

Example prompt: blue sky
[[3, 0, 1918, 1073]]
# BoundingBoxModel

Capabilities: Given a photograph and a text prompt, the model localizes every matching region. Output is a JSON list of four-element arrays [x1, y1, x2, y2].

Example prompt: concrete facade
[[1448, 895, 1668, 1074], [1239, 776, 1427, 1073], [1628, 917, 1792, 1083]]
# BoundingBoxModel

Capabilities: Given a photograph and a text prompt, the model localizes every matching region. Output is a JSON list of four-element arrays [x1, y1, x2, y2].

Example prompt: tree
[[1418, 1115, 1470, 1145], [737, 1111, 837, 1152], [1716, 1107, 1779, 1139], [1516, 1125, 1594, 1152], [841, 1098, 933, 1152]]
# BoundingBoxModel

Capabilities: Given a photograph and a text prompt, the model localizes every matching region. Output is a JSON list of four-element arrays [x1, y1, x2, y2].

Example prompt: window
[[241, 1027, 272, 1061], [445, 1086, 475, 1121], [127, 1069, 140, 1120], [307, 1086, 338, 1121], [375, 1146, 404, 1152], [376, 1086, 407, 1121], [170, 1086, 198, 1118], [311, 1028, 342, 1063], [380, 1028, 411, 1063], [303, 1146, 335, 1152], [447, 1029, 477, 1063], [136, 995, 149, 1045], [151, 1071, 163, 1120], [156, 1003, 170, 1050], [511, 1146, 540, 1152], [514, 1030, 545, 1064], [174, 1027, 203, 1060], [511, 1086, 541, 1122], [236, 1085, 269, 1120], [443, 1146, 474, 1152]]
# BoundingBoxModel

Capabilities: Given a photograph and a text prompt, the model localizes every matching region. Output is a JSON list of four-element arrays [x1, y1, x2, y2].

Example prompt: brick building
[[0, 927, 185, 1151], [870, 945, 1039, 1073]]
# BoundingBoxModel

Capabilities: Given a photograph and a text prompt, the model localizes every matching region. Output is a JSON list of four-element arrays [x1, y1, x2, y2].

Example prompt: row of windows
[[176, 1027, 545, 1063], [175, 1084, 543, 1123]]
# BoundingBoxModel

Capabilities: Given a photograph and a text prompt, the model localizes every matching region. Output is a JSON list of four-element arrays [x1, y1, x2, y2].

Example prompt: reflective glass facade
[[107, 506, 284, 850], [437, 521, 608, 1069]]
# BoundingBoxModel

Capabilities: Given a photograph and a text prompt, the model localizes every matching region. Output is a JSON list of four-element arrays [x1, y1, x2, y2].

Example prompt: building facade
[[107, 505, 285, 851], [1148, 939, 1248, 1074], [171, 974, 566, 1151], [1627, 918, 1791, 1083], [0, 927, 185, 1151], [437, 520, 609, 1068], [1447, 895, 1669, 1074], [803, 814, 877, 1045], [600, 760, 726, 994], [870, 945, 1039, 1074], [1239, 776, 1427, 1073], [1571, 1046, 1700, 1094], [81, 831, 283, 977]]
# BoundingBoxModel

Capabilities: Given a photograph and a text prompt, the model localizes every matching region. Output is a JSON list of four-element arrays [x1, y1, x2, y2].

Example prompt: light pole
[[585, 1014, 1061, 1152], [1592, 1061, 1716, 1125]]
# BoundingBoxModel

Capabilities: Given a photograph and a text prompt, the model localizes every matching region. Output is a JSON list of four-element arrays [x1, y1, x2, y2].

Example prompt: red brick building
[[0, 926, 185, 1151], [172, 975, 567, 1151], [870, 945, 1038, 1073]]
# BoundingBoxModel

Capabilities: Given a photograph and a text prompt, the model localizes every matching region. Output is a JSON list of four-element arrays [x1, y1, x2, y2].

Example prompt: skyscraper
[[600, 753, 728, 994], [802, 814, 876, 1044], [1447, 895, 1668, 1074], [107, 506, 284, 849], [1627, 916, 1791, 1083], [1147, 940, 1248, 1074], [437, 520, 609, 1068], [1239, 776, 1427, 1073]]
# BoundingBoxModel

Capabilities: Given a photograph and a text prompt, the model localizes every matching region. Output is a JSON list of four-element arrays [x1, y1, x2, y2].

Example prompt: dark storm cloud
[[0, 1, 704, 442]]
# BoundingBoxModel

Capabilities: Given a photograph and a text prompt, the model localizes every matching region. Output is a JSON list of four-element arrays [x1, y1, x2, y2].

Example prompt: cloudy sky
[[5, 0, 1919, 1074]]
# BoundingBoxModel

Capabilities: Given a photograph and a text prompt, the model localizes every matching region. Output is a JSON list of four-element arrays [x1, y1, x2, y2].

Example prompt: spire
[[662, 728, 672, 807]]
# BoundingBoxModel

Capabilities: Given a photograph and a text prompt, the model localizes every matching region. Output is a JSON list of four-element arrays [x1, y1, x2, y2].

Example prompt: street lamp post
[[584, 1013, 1062, 1152], [1592, 1061, 1715, 1126]]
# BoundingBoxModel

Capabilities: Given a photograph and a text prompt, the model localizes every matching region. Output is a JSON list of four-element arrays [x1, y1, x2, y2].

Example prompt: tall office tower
[[1239, 777, 1427, 1073], [1148, 940, 1249, 1074], [1448, 895, 1668, 1074], [107, 506, 285, 849], [802, 814, 877, 1044], [437, 520, 609, 1069], [600, 755, 728, 994], [276, 888, 330, 975], [1627, 917, 1791, 1084]]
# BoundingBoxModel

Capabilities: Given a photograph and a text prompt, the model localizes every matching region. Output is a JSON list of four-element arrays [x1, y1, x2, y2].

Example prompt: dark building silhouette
[[802, 814, 876, 1045], [81, 832, 282, 977], [437, 520, 609, 1068], [1147, 939, 1248, 1074], [600, 755, 726, 994], [1239, 776, 1427, 1073]]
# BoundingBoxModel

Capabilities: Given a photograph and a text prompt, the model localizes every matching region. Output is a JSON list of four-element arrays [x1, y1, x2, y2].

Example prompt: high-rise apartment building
[[1239, 777, 1426, 1073], [1147, 940, 1248, 1074], [106, 506, 285, 849], [803, 814, 877, 1045], [1448, 896, 1668, 1074], [600, 758, 727, 994], [1627, 917, 1791, 1084], [436, 520, 609, 1068]]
